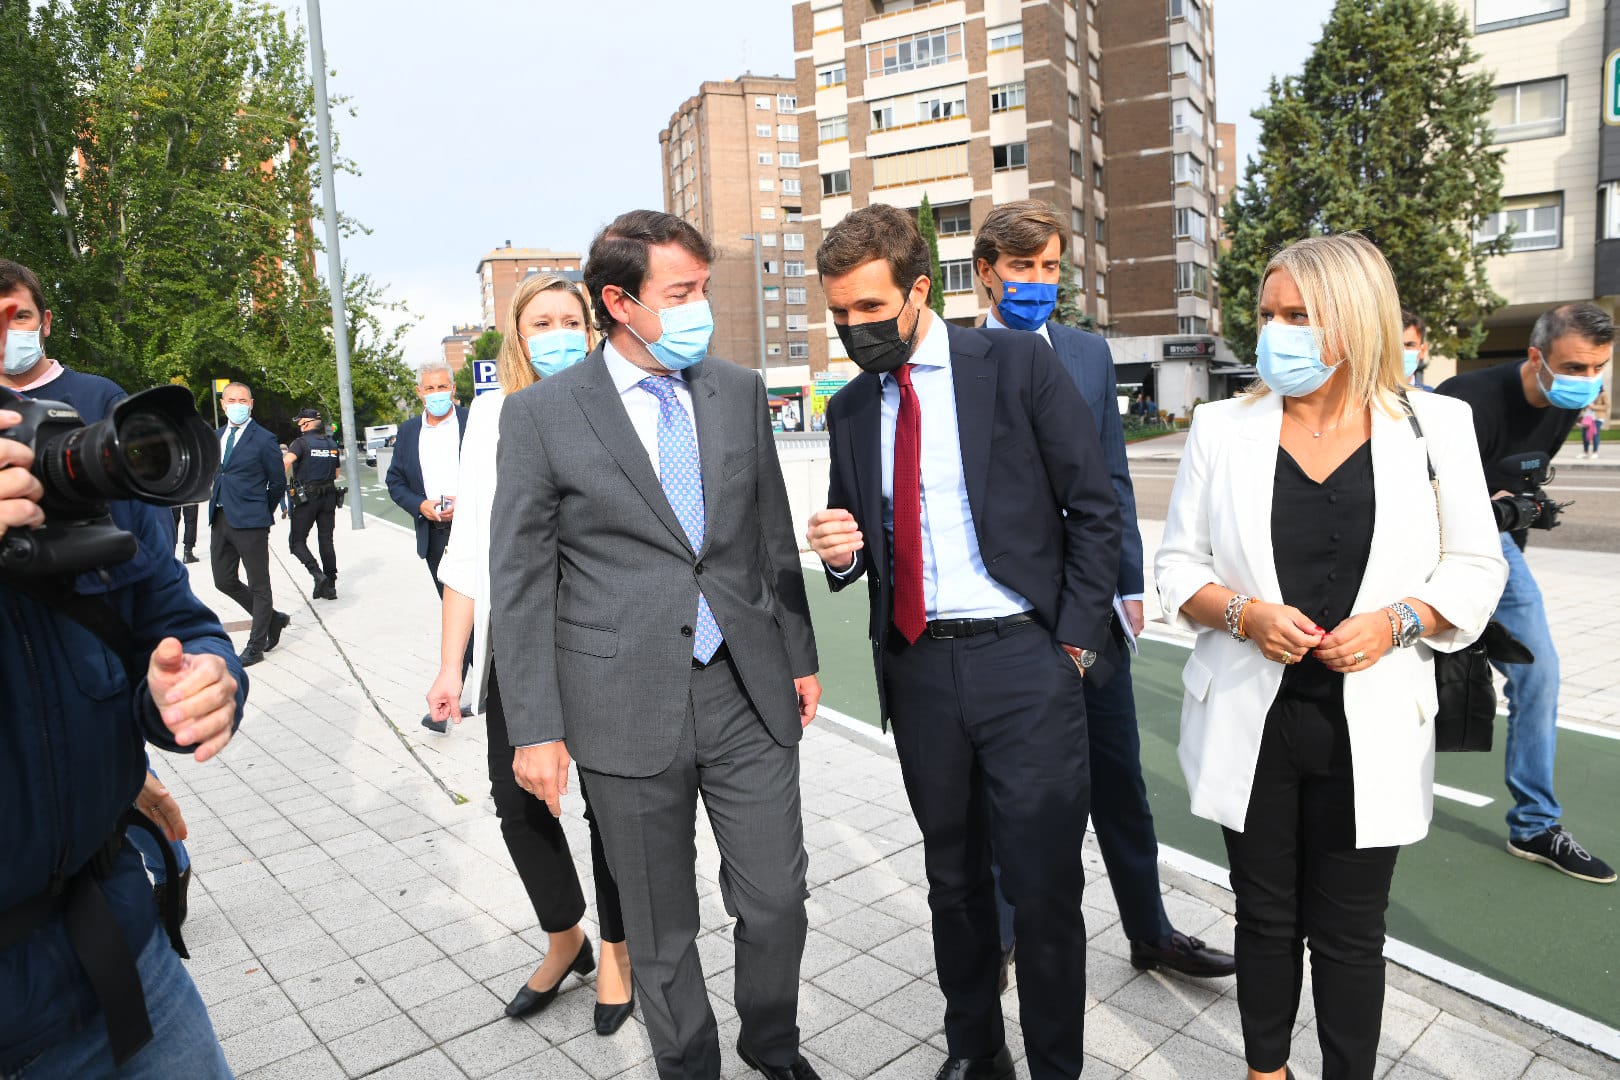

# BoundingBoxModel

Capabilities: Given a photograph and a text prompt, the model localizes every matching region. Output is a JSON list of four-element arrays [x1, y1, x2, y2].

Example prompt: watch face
[[1080, 649, 1097, 668]]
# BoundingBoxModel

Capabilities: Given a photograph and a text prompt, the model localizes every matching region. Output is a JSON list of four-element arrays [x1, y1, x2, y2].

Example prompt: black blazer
[[824, 321, 1123, 718], [210, 421, 286, 530], [386, 408, 470, 558]]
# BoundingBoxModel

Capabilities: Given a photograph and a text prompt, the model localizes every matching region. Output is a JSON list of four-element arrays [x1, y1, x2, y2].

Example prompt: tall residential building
[[1098, 0, 1221, 337], [1448, 0, 1618, 402], [440, 323, 482, 372], [476, 244, 583, 335], [660, 75, 807, 382], [793, 0, 1110, 374], [1214, 119, 1237, 252]]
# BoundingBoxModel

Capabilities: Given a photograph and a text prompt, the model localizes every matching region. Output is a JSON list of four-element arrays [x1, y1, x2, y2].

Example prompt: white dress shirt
[[983, 305, 1051, 345], [603, 340, 702, 468], [418, 408, 461, 503], [220, 418, 252, 459]]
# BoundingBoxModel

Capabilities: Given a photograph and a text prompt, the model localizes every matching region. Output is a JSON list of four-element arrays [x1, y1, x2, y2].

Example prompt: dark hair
[[583, 210, 714, 332], [1400, 309, 1426, 341], [816, 203, 930, 293], [1530, 302, 1615, 357], [973, 200, 1066, 271], [0, 259, 47, 316]]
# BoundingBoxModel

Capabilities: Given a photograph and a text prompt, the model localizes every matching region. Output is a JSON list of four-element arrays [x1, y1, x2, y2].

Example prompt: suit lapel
[[686, 362, 723, 560], [947, 323, 995, 538], [1235, 394, 1285, 602], [571, 350, 693, 553]]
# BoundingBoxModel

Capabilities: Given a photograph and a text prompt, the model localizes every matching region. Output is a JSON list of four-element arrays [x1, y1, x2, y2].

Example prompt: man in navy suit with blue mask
[[210, 381, 289, 667], [974, 201, 1234, 986]]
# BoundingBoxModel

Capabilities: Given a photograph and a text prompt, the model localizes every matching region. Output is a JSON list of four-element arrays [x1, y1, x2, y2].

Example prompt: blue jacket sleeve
[[1086, 342, 1144, 597], [385, 425, 425, 521], [261, 431, 287, 511]]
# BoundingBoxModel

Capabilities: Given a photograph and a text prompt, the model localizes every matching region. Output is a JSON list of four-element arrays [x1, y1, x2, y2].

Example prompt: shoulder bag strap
[[1397, 391, 1443, 555]]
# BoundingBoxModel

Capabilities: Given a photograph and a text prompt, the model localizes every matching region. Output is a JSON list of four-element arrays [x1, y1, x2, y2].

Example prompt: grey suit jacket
[[489, 347, 819, 778]]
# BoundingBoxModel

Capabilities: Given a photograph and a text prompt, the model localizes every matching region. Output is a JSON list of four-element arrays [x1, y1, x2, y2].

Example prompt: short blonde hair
[[1254, 234, 1405, 411], [495, 273, 597, 395]]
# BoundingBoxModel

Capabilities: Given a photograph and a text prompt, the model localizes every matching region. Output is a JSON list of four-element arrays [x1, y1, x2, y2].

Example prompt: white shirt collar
[[984, 306, 1051, 345], [882, 309, 950, 384], [605, 338, 684, 396]]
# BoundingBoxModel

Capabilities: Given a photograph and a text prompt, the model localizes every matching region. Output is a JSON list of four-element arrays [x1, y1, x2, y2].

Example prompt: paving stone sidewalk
[[154, 510, 1619, 1079]]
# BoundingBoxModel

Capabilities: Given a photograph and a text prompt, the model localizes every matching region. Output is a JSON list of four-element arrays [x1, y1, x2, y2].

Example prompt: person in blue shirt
[[1400, 310, 1432, 391]]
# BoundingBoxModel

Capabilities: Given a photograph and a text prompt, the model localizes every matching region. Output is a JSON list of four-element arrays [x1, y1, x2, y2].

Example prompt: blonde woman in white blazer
[[424, 273, 635, 1036], [1154, 235, 1506, 1080]]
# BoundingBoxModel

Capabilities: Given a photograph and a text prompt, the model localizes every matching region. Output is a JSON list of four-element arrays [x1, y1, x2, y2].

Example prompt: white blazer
[[435, 389, 505, 712], [1154, 390, 1508, 848]]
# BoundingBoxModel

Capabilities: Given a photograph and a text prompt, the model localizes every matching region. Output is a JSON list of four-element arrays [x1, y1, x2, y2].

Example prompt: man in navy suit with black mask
[[974, 201, 1234, 987], [806, 204, 1120, 1080], [210, 381, 288, 666]]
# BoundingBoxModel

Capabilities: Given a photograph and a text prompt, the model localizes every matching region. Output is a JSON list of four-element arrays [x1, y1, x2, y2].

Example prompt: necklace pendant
[[1313, 431, 1323, 438]]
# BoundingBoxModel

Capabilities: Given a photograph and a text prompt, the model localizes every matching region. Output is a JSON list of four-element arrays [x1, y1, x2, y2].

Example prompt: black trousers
[[884, 620, 1090, 1080], [288, 488, 338, 581], [169, 505, 197, 551], [486, 664, 624, 942], [1223, 695, 1399, 1080], [425, 521, 453, 596], [209, 508, 275, 648]]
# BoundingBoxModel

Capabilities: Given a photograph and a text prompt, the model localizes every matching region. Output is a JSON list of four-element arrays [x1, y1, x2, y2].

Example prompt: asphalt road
[[1128, 460, 1620, 554]]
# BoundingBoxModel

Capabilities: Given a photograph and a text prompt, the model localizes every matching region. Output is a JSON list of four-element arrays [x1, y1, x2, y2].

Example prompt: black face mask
[[836, 297, 920, 375]]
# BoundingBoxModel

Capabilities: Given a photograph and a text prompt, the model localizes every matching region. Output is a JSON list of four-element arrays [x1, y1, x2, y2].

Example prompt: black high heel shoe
[[594, 989, 635, 1036], [504, 935, 595, 1019]]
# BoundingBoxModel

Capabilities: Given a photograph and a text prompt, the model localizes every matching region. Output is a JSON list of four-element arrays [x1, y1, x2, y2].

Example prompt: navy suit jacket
[[210, 420, 285, 530], [1045, 322, 1144, 598], [824, 321, 1123, 720], [386, 408, 469, 558]]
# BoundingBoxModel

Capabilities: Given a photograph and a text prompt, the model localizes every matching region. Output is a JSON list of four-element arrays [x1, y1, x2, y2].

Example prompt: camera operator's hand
[[0, 411, 46, 541], [147, 637, 238, 763], [137, 771, 189, 843]]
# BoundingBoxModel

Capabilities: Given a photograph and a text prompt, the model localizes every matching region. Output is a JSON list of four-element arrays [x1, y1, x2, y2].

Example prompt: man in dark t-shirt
[[1437, 302, 1614, 885]]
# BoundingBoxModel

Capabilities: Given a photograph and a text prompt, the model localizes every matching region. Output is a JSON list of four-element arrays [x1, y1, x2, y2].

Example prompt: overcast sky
[[284, 0, 1337, 364]]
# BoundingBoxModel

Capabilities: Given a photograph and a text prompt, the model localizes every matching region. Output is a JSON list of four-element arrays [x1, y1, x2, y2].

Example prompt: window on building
[[762, 260, 779, 274], [822, 170, 851, 196], [1068, 92, 1082, 119], [761, 233, 778, 248], [757, 152, 774, 165], [788, 342, 811, 360], [785, 207, 803, 222], [812, 7, 843, 34], [1170, 43, 1203, 88], [941, 259, 975, 294], [992, 141, 1028, 171], [761, 206, 777, 219], [759, 177, 775, 192], [784, 260, 806, 277], [1174, 206, 1208, 244], [990, 82, 1026, 112], [778, 124, 799, 142], [1603, 182, 1620, 241], [1072, 207, 1084, 234], [936, 202, 972, 236], [1491, 77, 1566, 142], [1088, 54, 1100, 80], [1173, 153, 1205, 186], [987, 24, 1023, 53], [763, 286, 781, 301], [1095, 272, 1106, 295], [767, 344, 782, 356], [917, 91, 966, 123], [782, 177, 802, 195], [780, 152, 800, 167], [817, 62, 846, 89], [756, 124, 772, 138], [1093, 162, 1104, 189], [1091, 109, 1102, 134], [778, 93, 797, 112], [1475, 0, 1567, 32], [1474, 191, 1563, 251], [786, 314, 809, 331], [1178, 316, 1210, 335], [1094, 216, 1106, 243], [783, 233, 806, 250], [872, 142, 971, 187], [1070, 149, 1084, 177], [1176, 262, 1210, 296], [818, 116, 848, 143], [755, 96, 771, 110], [1065, 35, 1079, 63], [1171, 97, 1204, 134], [1169, 0, 1204, 34], [867, 24, 966, 78], [786, 287, 808, 305], [766, 315, 781, 329], [871, 102, 896, 131]]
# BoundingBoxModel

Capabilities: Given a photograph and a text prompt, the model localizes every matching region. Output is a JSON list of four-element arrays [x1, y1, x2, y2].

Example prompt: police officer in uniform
[[284, 407, 341, 600]]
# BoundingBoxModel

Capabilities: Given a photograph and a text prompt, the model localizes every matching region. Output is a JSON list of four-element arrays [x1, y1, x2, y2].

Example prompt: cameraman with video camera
[[1437, 302, 1615, 885], [0, 293, 248, 1076]]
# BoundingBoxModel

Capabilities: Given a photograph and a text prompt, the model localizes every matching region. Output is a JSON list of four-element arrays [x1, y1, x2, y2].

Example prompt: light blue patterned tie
[[640, 376, 722, 663]]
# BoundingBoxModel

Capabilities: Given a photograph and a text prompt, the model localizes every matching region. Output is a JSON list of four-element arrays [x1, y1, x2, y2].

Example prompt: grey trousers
[[581, 652, 809, 1080]]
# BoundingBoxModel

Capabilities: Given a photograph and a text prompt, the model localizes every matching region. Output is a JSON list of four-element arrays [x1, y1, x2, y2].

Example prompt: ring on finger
[[1353, 650, 1367, 664], [1279, 649, 1293, 664]]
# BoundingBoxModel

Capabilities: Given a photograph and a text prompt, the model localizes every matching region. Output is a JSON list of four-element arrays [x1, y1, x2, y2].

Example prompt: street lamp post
[[305, 0, 364, 530], [741, 233, 768, 383]]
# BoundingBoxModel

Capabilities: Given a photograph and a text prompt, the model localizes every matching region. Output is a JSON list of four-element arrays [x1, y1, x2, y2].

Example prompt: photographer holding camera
[[1437, 302, 1615, 884], [0, 294, 249, 1076]]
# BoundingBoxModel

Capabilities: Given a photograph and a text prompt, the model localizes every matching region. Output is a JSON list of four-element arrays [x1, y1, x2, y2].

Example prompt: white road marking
[[1433, 783, 1494, 807]]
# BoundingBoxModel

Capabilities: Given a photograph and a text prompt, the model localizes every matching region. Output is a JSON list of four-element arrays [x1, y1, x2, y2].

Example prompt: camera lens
[[34, 386, 218, 510], [117, 410, 186, 494]]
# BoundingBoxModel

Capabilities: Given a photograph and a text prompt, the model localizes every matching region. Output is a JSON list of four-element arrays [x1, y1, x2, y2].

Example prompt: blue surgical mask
[[1538, 363, 1603, 410], [626, 295, 714, 371], [223, 402, 251, 426], [996, 277, 1058, 332], [1256, 322, 1337, 398], [528, 329, 589, 378], [1402, 349, 1422, 379], [424, 391, 455, 418], [4, 329, 42, 376]]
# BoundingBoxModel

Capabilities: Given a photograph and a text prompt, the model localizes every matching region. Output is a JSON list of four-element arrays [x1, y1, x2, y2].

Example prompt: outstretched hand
[[147, 637, 238, 762]]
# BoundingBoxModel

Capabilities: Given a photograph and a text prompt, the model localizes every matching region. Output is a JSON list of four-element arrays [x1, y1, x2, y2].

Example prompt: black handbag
[[1398, 394, 1532, 753]]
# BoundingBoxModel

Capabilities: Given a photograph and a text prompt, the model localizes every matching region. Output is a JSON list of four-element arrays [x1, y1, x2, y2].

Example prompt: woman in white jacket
[[1154, 235, 1507, 1080], [426, 273, 633, 1035]]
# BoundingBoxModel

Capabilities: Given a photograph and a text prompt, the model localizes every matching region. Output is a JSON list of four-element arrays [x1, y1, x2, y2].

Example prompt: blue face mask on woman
[[1538, 362, 1604, 410], [1256, 322, 1338, 398], [995, 276, 1059, 332], [424, 391, 455, 418], [626, 295, 714, 371], [528, 328, 589, 378]]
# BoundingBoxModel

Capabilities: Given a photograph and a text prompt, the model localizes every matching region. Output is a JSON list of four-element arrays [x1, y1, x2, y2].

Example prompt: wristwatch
[[1386, 602, 1424, 648], [1079, 649, 1097, 669]]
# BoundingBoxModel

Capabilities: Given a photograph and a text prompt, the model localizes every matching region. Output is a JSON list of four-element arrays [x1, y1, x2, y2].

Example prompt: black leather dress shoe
[[736, 1038, 821, 1079], [934, 1046, 1014, 1080], [238, 645, 265, 667], [504, 936, 595, 1019], [1129, 931, 1236, 978], [593, 992, 634, 1035], [421, 714, 449, 734], [182, 548, 199, 564], [265, 611, 290, 651]]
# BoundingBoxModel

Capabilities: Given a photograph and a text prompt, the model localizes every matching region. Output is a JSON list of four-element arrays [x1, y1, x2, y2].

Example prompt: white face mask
[[4, 329, 43, 376]]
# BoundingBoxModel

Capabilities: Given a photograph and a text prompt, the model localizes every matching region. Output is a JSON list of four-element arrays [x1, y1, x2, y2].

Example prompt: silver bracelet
[[1224, 593, 1253, 641]]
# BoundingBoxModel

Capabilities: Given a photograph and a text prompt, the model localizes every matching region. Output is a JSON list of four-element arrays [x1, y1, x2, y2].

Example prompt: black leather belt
[[925, 611, 1036, 640], [692, 642, 731, 669]]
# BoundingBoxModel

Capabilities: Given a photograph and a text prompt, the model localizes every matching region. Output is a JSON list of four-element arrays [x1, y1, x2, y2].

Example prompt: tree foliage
[[0, 0, 414, 432], [1216, 0, 1505, 361], [1052, 252, 1096, 332], [917, 194, 945, 317], [471, 329, 502, 362]]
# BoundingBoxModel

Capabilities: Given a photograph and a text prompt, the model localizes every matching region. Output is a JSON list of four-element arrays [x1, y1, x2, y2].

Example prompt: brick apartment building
[[439, 323, 482, 372], [1214, 119, 1237, 253], [475, 244, 583, 337]]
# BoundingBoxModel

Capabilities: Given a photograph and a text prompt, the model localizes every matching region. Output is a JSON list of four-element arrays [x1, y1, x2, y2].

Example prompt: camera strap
[[6, 575, 145, 686]]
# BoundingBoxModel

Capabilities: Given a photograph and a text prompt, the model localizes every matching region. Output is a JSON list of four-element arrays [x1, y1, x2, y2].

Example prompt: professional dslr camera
[[0, 385, 218, 576], [1492, 450, 1569, 533]]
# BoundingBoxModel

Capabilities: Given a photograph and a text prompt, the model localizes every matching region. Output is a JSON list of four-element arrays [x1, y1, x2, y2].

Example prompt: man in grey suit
[[490, 210, 823, 1080]]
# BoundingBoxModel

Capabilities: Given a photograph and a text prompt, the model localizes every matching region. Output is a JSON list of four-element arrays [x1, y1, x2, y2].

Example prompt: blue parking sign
[[473, 359, 500, 396]]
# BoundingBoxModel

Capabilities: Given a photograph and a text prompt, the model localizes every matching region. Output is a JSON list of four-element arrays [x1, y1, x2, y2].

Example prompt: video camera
[[0, 385, 218, 576], [1492, 450, 1569, 533]]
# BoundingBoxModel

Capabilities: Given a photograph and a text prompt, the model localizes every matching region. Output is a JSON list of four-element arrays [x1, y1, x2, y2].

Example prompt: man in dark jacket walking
[[210, 380, 289, 666]]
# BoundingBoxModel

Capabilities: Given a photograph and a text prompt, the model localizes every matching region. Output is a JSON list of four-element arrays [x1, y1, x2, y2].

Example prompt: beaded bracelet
[[1224, 593, 1254, 641]]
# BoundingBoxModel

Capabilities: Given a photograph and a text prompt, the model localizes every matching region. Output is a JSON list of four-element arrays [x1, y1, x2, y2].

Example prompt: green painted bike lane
[[803, 569, 1620, 1035]]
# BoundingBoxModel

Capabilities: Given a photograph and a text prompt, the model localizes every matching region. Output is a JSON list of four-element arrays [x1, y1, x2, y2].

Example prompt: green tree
[[1052, 252, 1097, 332], [1216, 0, 1505, 361], [472, 329, 502, 361], [917, 194, 945, 317]]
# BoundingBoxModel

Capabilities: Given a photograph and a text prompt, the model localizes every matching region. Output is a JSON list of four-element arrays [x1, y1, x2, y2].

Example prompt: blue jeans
[[125, 766, 190, 886], [1491, 534, 1562, 841], [8, 927, 232, 1079]]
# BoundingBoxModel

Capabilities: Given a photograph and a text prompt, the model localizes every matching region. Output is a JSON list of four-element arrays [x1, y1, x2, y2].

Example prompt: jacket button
[[680, 626, 694, 637], [694, 564, 704, 575]]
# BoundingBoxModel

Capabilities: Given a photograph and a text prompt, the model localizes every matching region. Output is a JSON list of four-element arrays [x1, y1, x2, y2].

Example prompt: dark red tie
[[891, 363, 926, 644]]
